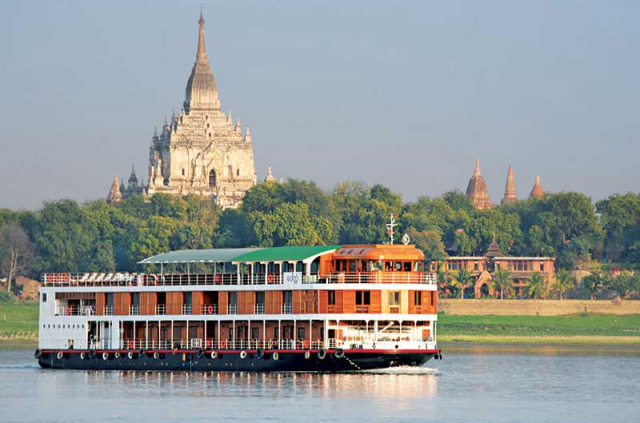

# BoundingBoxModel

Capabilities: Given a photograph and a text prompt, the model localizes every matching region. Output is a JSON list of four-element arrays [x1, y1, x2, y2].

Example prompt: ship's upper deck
[[41, 244, 437, 288]]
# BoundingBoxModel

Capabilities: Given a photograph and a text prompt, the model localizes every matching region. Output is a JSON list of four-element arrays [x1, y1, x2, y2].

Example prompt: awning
[[138, 248, 261, 264], [233, 246, 341, 263]]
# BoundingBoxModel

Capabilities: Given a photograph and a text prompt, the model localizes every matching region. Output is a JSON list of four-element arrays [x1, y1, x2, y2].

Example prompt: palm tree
[[436, 262, 451, 298], [451, 267, 474, 299], [525, 272, 546, 299], [491, 268, 513, 300], [553, 269, 575, 300]]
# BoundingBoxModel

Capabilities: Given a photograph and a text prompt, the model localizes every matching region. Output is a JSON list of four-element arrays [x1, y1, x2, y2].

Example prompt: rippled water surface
[[1, 347, 638, 422]]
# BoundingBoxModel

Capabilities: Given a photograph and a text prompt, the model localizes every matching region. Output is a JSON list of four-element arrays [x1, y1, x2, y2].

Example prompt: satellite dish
[[401, 233, 410, 245]]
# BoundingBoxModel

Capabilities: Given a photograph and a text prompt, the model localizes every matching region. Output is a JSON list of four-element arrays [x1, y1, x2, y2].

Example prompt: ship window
[[328, 291, 336, 305], [297, 327, 305, 340], [182, 168, 185, 176], [209, 169, 217, 187], [252, 327, 259, 340], [404, 262, 411, 271], [389, 291, 399, 306], [236, 169, 240, 176], [540, 263, 545, 272], [42, 293, 47, 302], [414, 292, 422, 306], [431, 291, 436, 306], [43, 324, 45, 329], [355, 291, 370, 305]]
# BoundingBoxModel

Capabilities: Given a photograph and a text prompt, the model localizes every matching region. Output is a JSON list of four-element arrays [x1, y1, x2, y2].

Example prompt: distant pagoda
[[466, 159, 492, 210], [501, 165, 518, 205]]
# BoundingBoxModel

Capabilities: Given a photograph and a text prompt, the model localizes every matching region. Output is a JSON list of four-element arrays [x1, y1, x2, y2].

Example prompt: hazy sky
[[1, 0, 639, 210]]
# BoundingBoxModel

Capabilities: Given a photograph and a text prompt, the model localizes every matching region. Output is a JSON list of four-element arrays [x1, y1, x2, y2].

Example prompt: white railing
[[282, 304, 292, 314], [182, 304, 192, 315], [56, 305, 95, 316], [155, 305, 166, 315], [327, 272, 437, 285], [227, 304, 237, 315], [121, 337, 435, 351], [104, 305, 114, 315], [254, 304, 265, 314], [42, 271, 437, 287], [129, 305, 139, 316]]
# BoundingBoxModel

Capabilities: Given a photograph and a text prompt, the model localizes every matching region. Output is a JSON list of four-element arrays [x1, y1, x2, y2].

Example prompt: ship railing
[[326, 272, 438, 285], [129, 305, 139, 315], [104, 305, 114, 316], [227, 304, 237, 315], [281, 304, 292, 314], [41, 271, 437, 288], [155, 305, 166, 315], [41, 272, 141, 287], [182, 304, 192, 315], [55, 305, 95, 316], [122, 337, 434, 351], [254, 304, 265, 314], [201, 304, 219, 315]]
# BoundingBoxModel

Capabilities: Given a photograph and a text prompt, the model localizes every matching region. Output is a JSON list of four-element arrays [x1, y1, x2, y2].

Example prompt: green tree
[[405, 228, 447, 261], [525, 272, 546, 299], [491, 268, 513, 300], [0, 223, 34, 292], [250, 203, 330, 247], [582, 271, 605, 300], [553, 269, 575, 300], [451, 267, 474, 299], [605, 273, 639, 300]]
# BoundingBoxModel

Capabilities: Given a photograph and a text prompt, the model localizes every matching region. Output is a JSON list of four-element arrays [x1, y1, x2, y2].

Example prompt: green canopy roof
[[139, 246, 341, 265], [139, 248, 260, 264], [233, 246, 341, 263]]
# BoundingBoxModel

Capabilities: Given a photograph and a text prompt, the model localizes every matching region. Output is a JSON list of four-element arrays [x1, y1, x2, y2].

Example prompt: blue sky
[[1, 0, 639, 209]]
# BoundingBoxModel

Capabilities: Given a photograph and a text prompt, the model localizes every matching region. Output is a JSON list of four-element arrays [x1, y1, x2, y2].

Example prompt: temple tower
[[465, 159, 492, 210], [106, 177, 123, 204], [529, 176, 545, 199], [501, 165, 518, 205], [146, 12, 256, 208]]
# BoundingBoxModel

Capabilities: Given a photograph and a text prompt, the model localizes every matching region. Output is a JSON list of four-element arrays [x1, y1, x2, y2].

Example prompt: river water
[[0, 346, 638, 422]]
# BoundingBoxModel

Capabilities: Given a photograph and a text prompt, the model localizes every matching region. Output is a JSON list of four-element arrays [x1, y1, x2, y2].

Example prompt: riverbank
[[439, 298, 640, 316]]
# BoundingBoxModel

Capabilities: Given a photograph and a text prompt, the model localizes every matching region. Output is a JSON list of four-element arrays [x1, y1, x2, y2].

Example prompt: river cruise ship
[[35, 244, 441, 371]]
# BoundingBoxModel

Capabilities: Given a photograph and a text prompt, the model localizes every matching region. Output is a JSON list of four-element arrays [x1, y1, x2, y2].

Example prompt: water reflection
[[82, 367, 439, 401]]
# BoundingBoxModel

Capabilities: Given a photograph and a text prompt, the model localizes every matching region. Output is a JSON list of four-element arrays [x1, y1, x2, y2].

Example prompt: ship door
[[88, 321, 97, 349]]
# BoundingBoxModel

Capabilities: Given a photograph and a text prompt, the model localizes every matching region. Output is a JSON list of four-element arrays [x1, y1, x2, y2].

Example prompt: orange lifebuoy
[[303, 340, 310, 349], [207, 305, 214, 314], [220, 339, 227, 349], [128, 339, 135, 349], [65, 307, 71, 316], [268, 274, 274, 284]]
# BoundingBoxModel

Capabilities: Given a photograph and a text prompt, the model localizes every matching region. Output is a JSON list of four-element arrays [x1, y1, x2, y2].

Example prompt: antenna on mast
[[386, 214, 397, 245]]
